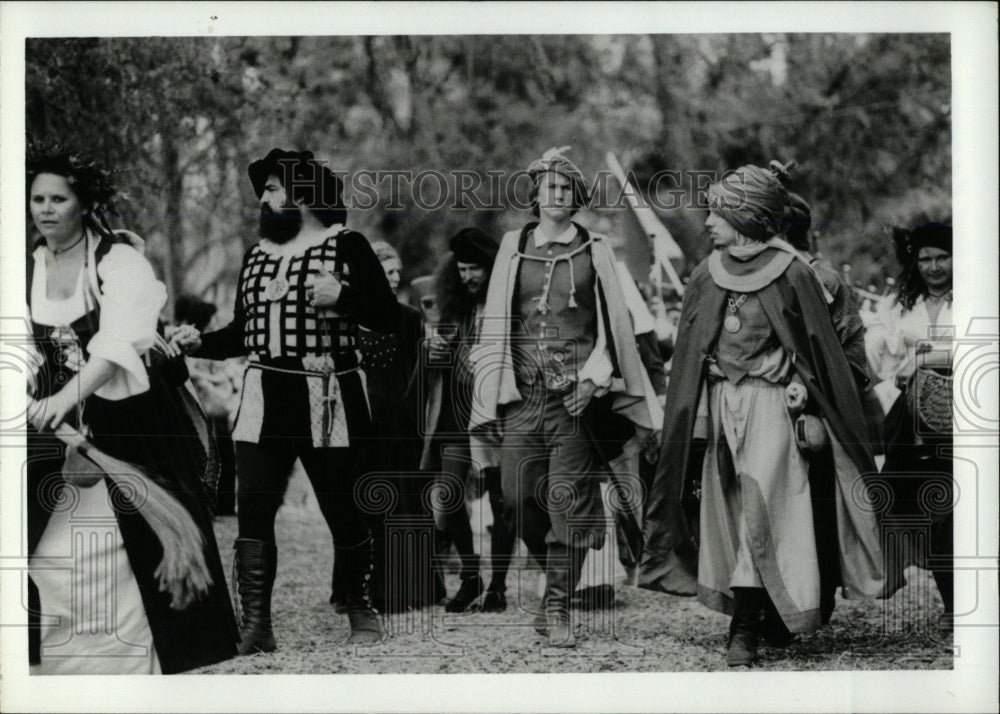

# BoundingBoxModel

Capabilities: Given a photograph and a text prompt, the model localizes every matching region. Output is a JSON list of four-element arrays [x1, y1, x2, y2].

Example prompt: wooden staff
[[606, 151, 686, 297]]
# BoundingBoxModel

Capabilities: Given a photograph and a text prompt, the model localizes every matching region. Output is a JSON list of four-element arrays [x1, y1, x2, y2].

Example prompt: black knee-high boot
[[524, 539, 548, 571], [482, 467, 514, 612], [338, 537, 384, 645], [330, 550, 348, 613], [727, 587, 765, 666], [234, 538, 278, 655], [544, 543, 586, 648]]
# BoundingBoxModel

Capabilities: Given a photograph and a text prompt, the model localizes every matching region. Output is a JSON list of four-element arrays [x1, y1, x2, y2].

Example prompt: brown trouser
[[499, 381, 606, 555]]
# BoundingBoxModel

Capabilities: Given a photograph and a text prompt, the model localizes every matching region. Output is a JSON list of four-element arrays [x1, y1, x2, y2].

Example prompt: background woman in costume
[[641, 165, 886, 667], [865, 222, 954, 627], [344, 240, 445, 612], [25, 145, 237, 674]]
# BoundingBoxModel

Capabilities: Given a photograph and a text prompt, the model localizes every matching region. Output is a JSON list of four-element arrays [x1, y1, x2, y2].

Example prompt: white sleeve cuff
[[578, 310, 614, 392], [87, 332, 151, 394], [577, 348, 613, 389]]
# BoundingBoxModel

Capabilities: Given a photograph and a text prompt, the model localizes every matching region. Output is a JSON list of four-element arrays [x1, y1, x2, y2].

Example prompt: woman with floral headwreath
[[24, 143, 237, 674]]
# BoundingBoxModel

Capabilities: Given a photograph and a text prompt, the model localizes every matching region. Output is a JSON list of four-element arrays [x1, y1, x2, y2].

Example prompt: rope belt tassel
[[517, 238, 592, 314]]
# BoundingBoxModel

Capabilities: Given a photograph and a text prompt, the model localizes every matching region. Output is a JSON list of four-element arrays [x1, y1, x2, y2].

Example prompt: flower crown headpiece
[[26, 138, 123, 209]]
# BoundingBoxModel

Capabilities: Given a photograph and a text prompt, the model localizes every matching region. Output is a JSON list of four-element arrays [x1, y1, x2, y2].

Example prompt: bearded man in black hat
[[172, 148, 399, 652], [419, 228, 515, 613]]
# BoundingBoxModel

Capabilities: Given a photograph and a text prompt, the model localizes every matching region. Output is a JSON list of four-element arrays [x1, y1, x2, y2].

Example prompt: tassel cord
[[515, 239, 592, 314]]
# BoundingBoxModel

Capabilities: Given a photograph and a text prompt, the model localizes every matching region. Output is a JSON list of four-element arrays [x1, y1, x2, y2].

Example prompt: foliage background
[[26, 34, 951, 314]]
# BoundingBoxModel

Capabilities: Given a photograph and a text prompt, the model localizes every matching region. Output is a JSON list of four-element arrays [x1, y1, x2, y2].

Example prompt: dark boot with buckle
[[339, 538, 384, 646], [727, 587, 765, 667], [480, 587, 507, 613], [544, 544, 586, 648], [234, 538, 278, 655]]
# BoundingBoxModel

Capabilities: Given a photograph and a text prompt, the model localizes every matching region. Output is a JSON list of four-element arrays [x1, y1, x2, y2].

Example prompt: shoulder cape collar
[[707, 246, 794, 293]]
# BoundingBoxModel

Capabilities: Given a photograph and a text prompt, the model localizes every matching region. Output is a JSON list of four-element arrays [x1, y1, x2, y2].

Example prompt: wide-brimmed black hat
[[893, 222, 952, 263], [248, 148, 346, 226], [909, 222, 952, 254], [449, 227, 498, 268]]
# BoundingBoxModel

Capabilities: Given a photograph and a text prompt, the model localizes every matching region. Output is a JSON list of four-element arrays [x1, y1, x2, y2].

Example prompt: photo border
[[1, 2, 997, 712]]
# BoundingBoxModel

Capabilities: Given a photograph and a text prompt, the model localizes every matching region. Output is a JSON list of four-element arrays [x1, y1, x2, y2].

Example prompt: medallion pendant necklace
[[725, 292, 748, 333], [264, 270, 290, 301]]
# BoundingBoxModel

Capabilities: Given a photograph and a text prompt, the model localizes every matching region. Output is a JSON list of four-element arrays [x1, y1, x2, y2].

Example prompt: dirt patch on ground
[[193, 471, 952, 675]]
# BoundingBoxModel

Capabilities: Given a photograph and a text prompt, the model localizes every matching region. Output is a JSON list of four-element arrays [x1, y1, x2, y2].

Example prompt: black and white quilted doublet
[[240, 235, 357, 358]]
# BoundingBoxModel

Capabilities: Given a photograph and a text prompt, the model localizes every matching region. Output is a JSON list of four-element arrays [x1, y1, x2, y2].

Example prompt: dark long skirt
[[28, 367, 238, 673], [880, 390, 953, 616]]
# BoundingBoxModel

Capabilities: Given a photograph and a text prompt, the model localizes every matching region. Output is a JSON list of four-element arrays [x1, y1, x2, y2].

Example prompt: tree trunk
[[160, 129, 184, 318]]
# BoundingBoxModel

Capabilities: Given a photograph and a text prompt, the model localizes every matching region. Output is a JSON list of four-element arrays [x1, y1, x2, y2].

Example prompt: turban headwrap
[[909, 222, 952, 255], [527, 146, 591, 207], [766, 159, 812, 250], [708, 164, 788, 241]]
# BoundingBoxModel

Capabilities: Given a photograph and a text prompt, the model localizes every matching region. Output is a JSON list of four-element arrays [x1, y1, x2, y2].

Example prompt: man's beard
[[464, 280, 487, 301], [259, 204, 302, 243]]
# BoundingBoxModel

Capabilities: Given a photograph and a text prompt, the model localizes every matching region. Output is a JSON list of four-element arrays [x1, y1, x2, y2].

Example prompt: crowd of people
[[23, 141, 953, 673]]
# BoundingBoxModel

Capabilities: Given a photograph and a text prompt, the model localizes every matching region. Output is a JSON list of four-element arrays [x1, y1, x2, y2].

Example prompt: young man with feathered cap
[[469, 147, 663, 647], [638, 164, 891, 666], [172, 148, 399, 652]]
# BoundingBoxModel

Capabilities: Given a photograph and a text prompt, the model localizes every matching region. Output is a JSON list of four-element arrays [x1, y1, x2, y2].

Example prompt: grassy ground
[[192, 470, 953, 675]]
